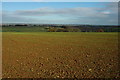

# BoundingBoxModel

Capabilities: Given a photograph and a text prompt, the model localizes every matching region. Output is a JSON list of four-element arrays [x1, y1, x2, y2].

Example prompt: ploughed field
[[2, 32, 119, 78]]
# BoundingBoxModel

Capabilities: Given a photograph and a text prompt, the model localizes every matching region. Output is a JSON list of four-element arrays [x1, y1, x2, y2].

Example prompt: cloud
[[2, 3, 118, 25], [2, 11, 40, 23], [14, 7, 113, 18], [101, 11, 111, 14]]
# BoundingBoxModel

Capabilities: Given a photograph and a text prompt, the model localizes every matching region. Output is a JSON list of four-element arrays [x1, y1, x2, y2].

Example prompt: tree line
[[2, 24, 120, 32]]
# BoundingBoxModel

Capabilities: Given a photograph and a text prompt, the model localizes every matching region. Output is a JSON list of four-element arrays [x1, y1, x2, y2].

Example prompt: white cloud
[[101, 11, 111, 14]]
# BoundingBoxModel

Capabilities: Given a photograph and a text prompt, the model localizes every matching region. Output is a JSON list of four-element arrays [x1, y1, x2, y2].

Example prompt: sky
[[2, 0, 119, 2], [1, 2, 118, 25]]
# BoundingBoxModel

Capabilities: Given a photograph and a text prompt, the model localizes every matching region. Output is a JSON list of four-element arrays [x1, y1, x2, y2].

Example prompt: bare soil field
[[2, 32, 119, 78]]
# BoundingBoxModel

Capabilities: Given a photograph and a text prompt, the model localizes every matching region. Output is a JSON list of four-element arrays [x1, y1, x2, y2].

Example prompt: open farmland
[[2, 32, 119, 78]]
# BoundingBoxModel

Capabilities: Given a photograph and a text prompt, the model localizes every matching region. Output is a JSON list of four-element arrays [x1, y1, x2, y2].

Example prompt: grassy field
[[2, 32, 119, 78]]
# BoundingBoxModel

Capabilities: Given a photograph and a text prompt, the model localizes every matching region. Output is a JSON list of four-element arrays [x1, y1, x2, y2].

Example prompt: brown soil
[[2, 32, 119, 78]]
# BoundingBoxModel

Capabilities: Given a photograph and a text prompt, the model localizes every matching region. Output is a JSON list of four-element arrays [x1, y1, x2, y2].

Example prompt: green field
[[2, 27, 46, 32], [2, 32, 119, 78]]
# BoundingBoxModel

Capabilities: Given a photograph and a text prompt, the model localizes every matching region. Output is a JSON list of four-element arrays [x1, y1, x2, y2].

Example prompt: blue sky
[[3, 2, 108, 11], [2, 0, 119, 2], [2, 2, 118, 25]]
